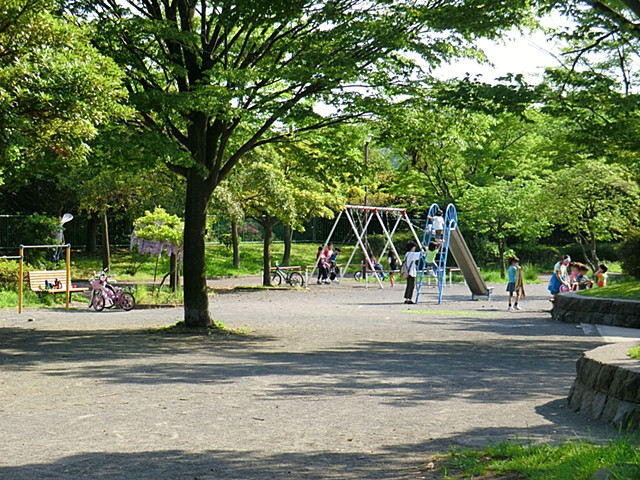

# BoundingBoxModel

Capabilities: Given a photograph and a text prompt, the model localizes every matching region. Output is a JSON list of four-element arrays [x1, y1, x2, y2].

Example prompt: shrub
[[618, 232, 640, 279], [0, 259, 22, 290]]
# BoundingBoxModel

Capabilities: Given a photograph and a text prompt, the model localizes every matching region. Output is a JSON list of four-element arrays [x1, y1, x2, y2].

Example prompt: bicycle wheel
[[353, 271, 362, 281], [93, 293, 105, 312], [88, 290, 98, 309], [271, 272, 282, 286], [288, 272, 304, 287], [119, 292, 135, 311]]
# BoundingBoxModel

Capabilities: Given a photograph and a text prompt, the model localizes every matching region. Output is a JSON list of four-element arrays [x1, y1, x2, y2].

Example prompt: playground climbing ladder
[[415, 203, 493, 304]]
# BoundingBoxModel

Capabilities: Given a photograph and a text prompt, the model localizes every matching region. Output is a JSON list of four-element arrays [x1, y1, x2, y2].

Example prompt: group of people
[[316, 243, 342, 284], [548, 254, 608, 300]]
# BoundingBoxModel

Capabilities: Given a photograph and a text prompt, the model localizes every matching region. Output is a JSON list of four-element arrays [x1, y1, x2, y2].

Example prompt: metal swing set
[[312, 205, 422, 288]]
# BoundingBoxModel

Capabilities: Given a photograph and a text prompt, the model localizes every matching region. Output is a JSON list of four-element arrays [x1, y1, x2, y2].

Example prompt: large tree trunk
[[183, 173, 214, 327], [101, 212, 111, 271], [85, 214, 98, 253], [231, 218, 240, 269], [282, 224, 292, 266]]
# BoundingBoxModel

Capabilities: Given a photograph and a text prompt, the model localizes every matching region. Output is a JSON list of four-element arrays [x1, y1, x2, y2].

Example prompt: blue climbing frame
[[414, 203, 458, 305]]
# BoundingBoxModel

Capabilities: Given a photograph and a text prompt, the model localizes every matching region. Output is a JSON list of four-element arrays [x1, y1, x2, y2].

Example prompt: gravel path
[[0, 278, 620, 479]]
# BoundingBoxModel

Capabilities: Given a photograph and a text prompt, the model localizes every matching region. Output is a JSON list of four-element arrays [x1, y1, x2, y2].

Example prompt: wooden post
[[65, 245, 71, 310], [101, 212, 111, 271]]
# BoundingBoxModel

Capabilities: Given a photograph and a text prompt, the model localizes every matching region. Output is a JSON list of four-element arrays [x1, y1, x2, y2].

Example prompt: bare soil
[[0, 277, 618, 479]]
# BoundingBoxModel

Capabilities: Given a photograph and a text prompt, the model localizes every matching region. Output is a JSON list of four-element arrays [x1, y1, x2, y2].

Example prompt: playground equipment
[[415, 203, 493, 304], [313, 205, 422, 288]]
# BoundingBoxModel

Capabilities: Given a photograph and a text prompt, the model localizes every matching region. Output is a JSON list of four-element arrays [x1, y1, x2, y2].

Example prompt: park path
[[0, 278, 625, 479]]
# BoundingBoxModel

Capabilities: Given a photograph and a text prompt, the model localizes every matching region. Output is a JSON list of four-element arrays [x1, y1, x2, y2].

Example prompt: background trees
[[65, 0, 539, 326], [2, 0, 639, 301], [0, 0, 127, 201]]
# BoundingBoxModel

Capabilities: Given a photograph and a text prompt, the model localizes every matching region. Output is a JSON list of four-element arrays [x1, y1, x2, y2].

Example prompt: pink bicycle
[[89, 268, 135, 312]]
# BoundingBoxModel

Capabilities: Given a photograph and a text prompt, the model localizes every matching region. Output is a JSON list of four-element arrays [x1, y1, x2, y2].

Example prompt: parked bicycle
[[89, 268, 136, 312], [271, 262, 305, 287]]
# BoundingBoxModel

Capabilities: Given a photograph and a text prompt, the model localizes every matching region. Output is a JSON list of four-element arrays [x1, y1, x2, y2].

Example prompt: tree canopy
[[64, 0, 540, 326]]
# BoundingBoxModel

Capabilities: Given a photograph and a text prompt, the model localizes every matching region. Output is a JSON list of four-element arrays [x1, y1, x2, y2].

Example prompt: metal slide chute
[[447, 227, 493, 301]]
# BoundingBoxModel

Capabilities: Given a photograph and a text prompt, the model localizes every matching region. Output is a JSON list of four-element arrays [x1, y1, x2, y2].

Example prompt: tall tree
[[0, 1, 126, 162], [70, 0, 538, 327], [0, 0, 127, 212]]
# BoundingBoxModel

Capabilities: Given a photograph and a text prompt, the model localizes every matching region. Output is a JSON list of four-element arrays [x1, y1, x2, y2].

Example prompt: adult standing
[[403, 241, 422, 304]]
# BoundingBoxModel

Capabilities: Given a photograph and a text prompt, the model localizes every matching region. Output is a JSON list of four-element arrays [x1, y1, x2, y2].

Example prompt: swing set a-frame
[[312, 205, 422, 288]]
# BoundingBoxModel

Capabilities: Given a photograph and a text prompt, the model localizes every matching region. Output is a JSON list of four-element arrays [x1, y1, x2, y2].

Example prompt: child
[[370, 254, 386, 279], [328, 247, 341, 282], [428, 209, 444, 244], [569, 262, 581, 291], [506, 257, 523, 311], [387, 251, 400, 287], [594, 264, 608, 287], [577, 265, 592, 290], [425, 241, 440, 277]]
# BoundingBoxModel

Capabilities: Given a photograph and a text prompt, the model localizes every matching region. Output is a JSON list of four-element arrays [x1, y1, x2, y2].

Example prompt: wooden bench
[[28, 270, 88, 294]]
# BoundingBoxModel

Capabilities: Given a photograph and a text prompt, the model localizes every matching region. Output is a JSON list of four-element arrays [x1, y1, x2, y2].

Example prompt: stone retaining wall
[[568, 343, 640, 429], [551, 293, 640, 328]]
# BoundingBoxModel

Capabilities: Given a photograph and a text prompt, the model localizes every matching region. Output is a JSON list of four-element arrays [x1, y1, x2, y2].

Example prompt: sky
[[434, 27, 563, 83]]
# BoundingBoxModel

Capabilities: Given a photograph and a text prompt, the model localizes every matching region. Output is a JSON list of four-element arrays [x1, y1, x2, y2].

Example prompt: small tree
[[130, 208, 184, 291], [459, 180, 550, 277]]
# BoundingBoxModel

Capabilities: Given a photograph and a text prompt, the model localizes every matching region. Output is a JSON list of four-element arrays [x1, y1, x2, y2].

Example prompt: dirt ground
[[0, 277, 624, 479]]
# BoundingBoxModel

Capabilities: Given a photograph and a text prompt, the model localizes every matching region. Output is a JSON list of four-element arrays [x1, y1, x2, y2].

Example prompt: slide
[[447, 227, 493, 300]]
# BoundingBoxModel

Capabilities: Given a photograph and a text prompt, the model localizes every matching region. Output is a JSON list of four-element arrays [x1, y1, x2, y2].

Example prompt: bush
[[512, 241, 560, 268], [0, 259, 22, 290], [618, 232, 640, 279]]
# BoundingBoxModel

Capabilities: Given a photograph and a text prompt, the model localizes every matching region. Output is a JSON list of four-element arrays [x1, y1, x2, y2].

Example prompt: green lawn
[[69, 242, 365, 281], [429, 437, 640, 480], [577, 281, 640, 301]]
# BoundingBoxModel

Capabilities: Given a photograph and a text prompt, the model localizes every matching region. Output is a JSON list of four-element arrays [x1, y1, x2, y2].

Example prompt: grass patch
[[628, 345, 640, 359], [134, 284, 183, 306], [428, 437, 640, 480], [577, 281, 640, 301], [404, 309, 499, 317], [70, 243, 355, 281], [148, 319, 249, 336], [0, 289, 87, 309]]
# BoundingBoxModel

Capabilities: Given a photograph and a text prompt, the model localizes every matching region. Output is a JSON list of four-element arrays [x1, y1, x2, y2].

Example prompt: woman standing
[[403, 242, 422, 304], [548, 254, 571, 301]]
